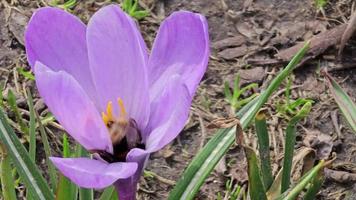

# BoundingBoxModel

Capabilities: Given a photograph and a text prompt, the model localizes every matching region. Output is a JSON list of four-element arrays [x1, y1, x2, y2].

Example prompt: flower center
[[96, 98, 145, 163]]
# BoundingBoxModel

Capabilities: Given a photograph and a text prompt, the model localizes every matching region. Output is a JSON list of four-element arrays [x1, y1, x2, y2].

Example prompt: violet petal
[[87, 5, 150, 130], [145, 76, 191, 152], [25, 7, 97, 103], [50, 157, 137, 189], [115, 148, 149, 200], [148, 11, 209, 99], [35, 62, 112, 153]]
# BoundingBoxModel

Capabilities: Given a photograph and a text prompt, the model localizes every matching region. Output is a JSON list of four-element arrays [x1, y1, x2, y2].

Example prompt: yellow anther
[[102, 98, 128, 126], [102, 112, 109, 125], [106, 101, 114, 121], [117, 98, 127, 118]]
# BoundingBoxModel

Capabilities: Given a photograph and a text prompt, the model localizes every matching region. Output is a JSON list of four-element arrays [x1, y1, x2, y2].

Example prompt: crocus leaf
[[0, 108, 54, 200], [255, 112, 273, 190], [0, 144, 17, 200], [56, 135, 78, 200], [27, 90, 36, 163], [35, 110, 57, 190], [281, 101, 312, 193], [99, 186, 118, 200], [7, 90, 28, 135], [169, 42, 309, 200], [244, 146, 267, 200], [27, 89, 37, 200], [323, 70, 356, 133], [277, 160, 326, 200], [56, 174, 77, 200], [303, 170, 324, 200]]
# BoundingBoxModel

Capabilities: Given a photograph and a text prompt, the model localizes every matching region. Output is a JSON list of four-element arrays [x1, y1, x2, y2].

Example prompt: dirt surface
[[1, 0, 356, 199]]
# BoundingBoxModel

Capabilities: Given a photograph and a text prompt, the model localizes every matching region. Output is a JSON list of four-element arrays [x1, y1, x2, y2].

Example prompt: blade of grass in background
[[255, 112, 273, 189], [27, 90, 36, 163], [303, 170, 324, 200], [0, 83, 4, 108], [0, 143, 17, 200], [244, 146, 267, 200], [323, 70, 356, 133], [168, 42, 310, 200], [0, 109, 54, 200], [36, 111, 57, 190], [281, 101, 312, 193], [26, 91, 36, 200], [277, 160, 326, 200], [99, 186, 118, 200], [56, 134, 78, 200], [7, 90, 28, 135]]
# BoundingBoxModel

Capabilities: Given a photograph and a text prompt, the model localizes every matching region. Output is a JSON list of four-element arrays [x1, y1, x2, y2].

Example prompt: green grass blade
[[35, 111, 57, 190], [56, 135, 78, 200], [281, 102, 312, 193], [99, 186, 118, 200], [324, 71, 356, 133], [244, 146, 267, 200], [0, 144, 17, 200], [277, 160, 325, 200], [303, 171, 324, 200], [0, 109, 54, 200], [27, 90, 36, 162], [240, 42, 309, 128], [7, 90, 28, 134], [0, 83, 4, 108], [224, 81, 233, 102], [168, 42, 309, 200], [255, 112, 273, 189]]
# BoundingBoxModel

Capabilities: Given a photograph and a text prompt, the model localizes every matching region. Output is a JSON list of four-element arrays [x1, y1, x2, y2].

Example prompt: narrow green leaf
[[27, 90, 36, 162], [277, 160, 325, 200], [132, 10, 149, 20], [224, 81, 233, 102], [0, 83, 4, 108], [240, 41, 309, 128], [244, 146, 267, 200], [168, 42, 309, 200], [255, 112, 273, 189], [56, 174, 77, 200], [233, 74, 241, 98], [324, 71, 356, 133], [99, 186, 118, 200], [303, 170, 324, 200], [0, 109, 54, 200], [35, 111, 57, 190], [17, 68, 35, 81], [7, 90, 28, 134], [281, 102, 312, 193], [56, 135, 77, 200], [0, 144, 17, 200], [26, 91, 36, 200]]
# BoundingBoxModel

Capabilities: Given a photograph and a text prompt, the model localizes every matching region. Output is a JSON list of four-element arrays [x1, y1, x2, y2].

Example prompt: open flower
[[25, 4, 209, 200]]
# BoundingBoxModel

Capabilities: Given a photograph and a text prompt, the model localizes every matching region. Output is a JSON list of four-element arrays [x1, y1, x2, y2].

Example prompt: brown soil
[[0, 0, 356, 199]]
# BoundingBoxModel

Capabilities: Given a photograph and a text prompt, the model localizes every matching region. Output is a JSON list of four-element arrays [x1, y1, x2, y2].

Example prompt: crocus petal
[[87, 5, 150, 130], [115, 148, 149, 200], [148, 11, 209, 99], [50, 157, 137, 189], [35, 62, 112, 153], [145, 76, 191, 152], [25, 7, 97, 102]]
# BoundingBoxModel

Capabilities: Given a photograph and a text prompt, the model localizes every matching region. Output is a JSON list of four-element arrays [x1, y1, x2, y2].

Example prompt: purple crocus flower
[[25, 4, 209, 200]]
